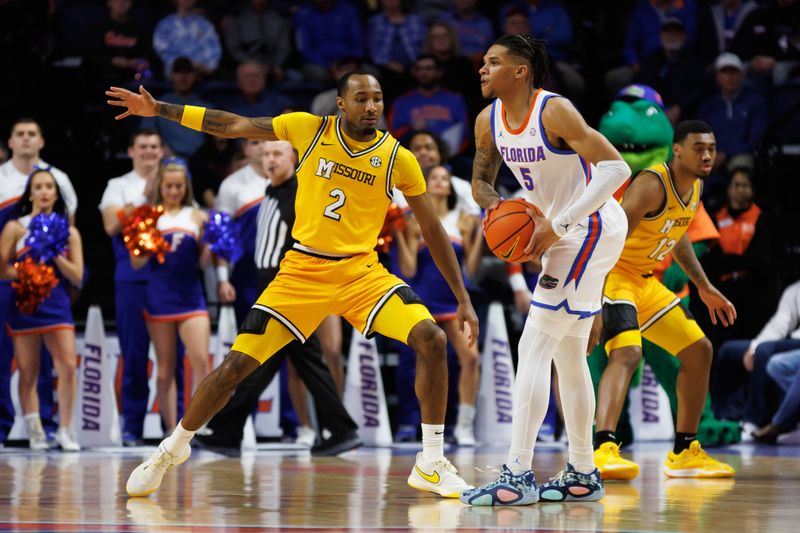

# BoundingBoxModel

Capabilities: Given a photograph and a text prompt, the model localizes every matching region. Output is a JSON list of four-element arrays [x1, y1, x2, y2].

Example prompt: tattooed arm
[[472, 104, 503, 210], [672, 233, 737, 326], [106, 85, 278, 140]]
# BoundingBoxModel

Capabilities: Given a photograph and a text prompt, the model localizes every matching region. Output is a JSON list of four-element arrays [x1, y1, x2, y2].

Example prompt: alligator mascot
[[589, 84, 740, 447]]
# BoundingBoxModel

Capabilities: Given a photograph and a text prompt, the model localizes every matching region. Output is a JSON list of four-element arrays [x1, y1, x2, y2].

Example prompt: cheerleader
[[0, 168, 82, 451], [394, 165, 483, 445], [130, 159, 210, 430]]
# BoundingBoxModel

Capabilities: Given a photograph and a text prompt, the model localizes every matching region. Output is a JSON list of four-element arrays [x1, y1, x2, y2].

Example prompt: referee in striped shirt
[[197, 141, 361, 455]]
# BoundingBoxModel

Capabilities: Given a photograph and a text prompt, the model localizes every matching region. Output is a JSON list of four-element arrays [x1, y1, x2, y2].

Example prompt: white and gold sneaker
[[407, 452, 472, 498], [126, 442, 191, 497]]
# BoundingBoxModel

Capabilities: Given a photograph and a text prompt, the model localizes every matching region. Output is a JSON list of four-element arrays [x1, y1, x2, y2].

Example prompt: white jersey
[[0, 160, 78, 216], [491, 89, 627, 339], [490, 89, 594, 219], [216, 163, 269, 218], [98, 170, 149, 212]]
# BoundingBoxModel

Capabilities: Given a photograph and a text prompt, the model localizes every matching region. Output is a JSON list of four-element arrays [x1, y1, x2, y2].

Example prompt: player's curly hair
[[493, 34, 550, 89]]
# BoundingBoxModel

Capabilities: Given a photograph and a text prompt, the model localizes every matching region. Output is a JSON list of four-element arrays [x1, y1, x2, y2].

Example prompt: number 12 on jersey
[[648, 237, 676, 261]]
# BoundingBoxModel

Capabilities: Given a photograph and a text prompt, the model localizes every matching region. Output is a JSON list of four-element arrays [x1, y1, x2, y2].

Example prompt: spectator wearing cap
[[153, 0, 222, 77], [698, 53, 768, 175], [222, 0, 292, 82], [225, 61, 293, 119], [637, 17, 708, 124], [140, 57, 210, 159]]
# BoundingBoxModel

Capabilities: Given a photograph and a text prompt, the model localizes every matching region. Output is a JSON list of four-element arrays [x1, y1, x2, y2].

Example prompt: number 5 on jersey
[[324, 188, 346, 221], [521, 167, 534, 190]]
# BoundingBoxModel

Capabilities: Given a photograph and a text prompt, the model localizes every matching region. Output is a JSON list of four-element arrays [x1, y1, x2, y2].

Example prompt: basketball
[[484, 199, 537, 263]]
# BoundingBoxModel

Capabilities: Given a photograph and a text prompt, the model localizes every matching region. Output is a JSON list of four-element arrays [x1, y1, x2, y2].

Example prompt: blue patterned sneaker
[[538, 463, 605, 502], [460, 465, 539, 506]]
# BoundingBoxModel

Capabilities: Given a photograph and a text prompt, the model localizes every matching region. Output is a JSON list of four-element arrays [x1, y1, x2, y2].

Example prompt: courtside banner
[[343, 329, 392, 446], [628, 362, 673, 441], [475, 303, 515, 445], [75, 305, 121, 447]]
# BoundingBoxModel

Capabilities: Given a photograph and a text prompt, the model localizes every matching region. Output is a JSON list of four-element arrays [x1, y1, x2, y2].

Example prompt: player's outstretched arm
[[106, 85, 278, 140], [406, 192, 480, 346], [471, 104, 503, 210], [671, 233, 737, 327]]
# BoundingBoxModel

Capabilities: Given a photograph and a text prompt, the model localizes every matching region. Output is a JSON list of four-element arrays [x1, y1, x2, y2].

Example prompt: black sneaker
[[311, 431, 362, 456], [194, 431, 241, 454]]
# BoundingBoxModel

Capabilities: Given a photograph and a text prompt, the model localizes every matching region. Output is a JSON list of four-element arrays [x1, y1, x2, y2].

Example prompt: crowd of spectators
[[1, 0, 799, 441]]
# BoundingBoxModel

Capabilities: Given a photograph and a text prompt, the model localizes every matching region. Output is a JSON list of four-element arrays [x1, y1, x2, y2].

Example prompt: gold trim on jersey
[[296, 116, 329, 173], [335, 116, 390, 158], [641, 165, 669, 221], [384, 141, 400, 200]]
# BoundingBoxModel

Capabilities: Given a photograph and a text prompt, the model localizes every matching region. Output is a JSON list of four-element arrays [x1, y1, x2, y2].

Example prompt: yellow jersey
[[272, 113, 426, 256], [614, 162, 700, 277]]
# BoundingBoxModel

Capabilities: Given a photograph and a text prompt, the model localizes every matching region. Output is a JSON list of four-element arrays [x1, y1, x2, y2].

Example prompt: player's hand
[[106, 85, 158, 120], [457, 301, 480, 348], [743, 348, 754, 372], [698, 285, 736, 327], [481, 198, 502, 233], [218, 281, 236, 303], [524, 209, 559, 258], [587, 312, 603, 355]]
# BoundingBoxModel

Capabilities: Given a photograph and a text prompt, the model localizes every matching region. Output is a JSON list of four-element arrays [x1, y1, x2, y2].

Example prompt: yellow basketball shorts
[[232, 249, 434, 363], [600, 268, 705, 356]]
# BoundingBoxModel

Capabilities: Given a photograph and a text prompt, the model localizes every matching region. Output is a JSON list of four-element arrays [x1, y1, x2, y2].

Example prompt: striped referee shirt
[[254, 176, 297, 285]]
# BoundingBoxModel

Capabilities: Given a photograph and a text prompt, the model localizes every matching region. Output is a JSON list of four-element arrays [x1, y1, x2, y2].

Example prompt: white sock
[[507, 325, 560, 475], [421, 423, 444, 463], [457, 404, 476, 426], [553, 335, 596, 474], [163, 421, 195, 456]]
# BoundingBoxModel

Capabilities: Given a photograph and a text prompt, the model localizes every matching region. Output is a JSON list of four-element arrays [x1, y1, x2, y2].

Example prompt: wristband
[[216, 265, 229, 283], [181, 105, 206, 131]]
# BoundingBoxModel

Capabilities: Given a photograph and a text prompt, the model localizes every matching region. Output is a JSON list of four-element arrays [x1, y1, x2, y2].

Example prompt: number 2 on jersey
[[324, 188, 346, 221], [521, 167, 534, 190], [648, 237, 676, 261]]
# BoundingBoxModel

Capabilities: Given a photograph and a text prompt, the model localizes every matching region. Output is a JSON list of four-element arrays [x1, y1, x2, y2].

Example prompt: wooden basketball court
[[0, 442, 797, 532]]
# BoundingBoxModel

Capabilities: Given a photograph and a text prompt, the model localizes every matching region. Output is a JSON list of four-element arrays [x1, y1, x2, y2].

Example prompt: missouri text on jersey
[[498, 145, 547, 164], [315, 157, 377, 186]]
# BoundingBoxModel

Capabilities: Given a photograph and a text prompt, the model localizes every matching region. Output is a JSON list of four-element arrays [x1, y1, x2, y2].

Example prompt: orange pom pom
[[120, 205, 172, 264], [376, 203, 406, 253], [12, 257, 60, 314]]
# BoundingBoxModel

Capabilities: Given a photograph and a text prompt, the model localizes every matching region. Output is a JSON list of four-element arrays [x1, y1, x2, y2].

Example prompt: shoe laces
[[432, 457, 458, 475], [687, 441, 712, 462], [146, 446, 177, 473], [548, 469, 599, 488]]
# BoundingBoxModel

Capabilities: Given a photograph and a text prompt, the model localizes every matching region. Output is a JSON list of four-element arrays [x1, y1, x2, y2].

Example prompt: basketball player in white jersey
[[461, 34, 631, 506]]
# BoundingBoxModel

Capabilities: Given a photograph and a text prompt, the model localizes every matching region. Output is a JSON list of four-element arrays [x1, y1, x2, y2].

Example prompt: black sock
[[674, 432, 697, 454], [594, 430, 617, 450]]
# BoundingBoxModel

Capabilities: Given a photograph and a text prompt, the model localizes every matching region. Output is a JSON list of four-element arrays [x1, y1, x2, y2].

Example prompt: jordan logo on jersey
[[315, 158, 376, 186], [498, 145, 546, 164]]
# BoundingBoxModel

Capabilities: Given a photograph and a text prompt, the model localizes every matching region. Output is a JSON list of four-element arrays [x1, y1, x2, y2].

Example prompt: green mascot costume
[[590, 84, 740, 447]]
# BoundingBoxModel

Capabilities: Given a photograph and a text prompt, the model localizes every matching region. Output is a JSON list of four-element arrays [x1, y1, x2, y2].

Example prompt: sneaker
[[663, 440, 735, 478], [126, 442, 192, 497], [460, 465, 538, 506], [24, 417, 49, 451], [594, 442, 639, 481], [56, 427, 81, 452], [311, 430, 362, 456], [295, 426, 316, 447], [407, 452, 472, 498], [454, 423, 476, 447], [538, 463, 605, 502]]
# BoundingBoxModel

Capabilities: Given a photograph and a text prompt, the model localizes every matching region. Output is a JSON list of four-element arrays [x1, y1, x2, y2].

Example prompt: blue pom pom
[[25, 213, 70, 263], [203, 210, 242, 263]]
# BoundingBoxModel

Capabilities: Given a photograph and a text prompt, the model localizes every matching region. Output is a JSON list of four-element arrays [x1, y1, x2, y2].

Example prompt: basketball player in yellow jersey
[[107, 72, 480, 499], [593, 121, 737, 479]]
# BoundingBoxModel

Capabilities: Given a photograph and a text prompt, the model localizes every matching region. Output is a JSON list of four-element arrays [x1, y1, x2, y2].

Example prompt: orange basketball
[[484, 199, 537, 263]]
